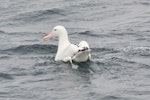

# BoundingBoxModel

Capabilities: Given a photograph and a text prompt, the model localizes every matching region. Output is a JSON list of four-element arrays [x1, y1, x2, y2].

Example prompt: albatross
[[43, 25, 91, 63]]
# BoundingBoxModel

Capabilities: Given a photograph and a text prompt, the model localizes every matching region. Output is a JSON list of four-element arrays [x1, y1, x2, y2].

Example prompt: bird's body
[[43, 25, 91, 63]]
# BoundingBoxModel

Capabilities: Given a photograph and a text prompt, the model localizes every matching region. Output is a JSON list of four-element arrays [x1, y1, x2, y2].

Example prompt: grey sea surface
[[0, 0, 150, 100]]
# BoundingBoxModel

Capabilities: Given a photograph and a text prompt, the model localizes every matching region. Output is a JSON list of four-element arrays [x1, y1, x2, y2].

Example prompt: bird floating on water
[[43, 25, 91, 64]]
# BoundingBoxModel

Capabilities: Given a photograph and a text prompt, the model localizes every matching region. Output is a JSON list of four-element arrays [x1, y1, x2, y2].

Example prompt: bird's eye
[[54, 29, 57, 31]]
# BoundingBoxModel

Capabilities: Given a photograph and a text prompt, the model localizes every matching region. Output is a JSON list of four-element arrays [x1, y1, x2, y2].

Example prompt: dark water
[[0, 0, 150, 100]]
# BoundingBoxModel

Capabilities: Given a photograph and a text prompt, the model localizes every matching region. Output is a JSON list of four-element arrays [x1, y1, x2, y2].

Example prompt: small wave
[[0, 72, 14, 80], [94, 56, 137, 70], [0, 30, 5, 34], [107, 57, 136, 65], [136, 37, 148, 41], [0, 56, 11, 59], [31, 70, 45, 76], [101, 95, 124, 100], [92, 47, 119, 54], [139, 2, 150, 6], [122, 46, 150, 57], [1, 44, 57, 55], [110, 31, 142, 37], [13, 8, 67, 23], [34, 60, 55, 67], [94, 57, 122, 67], [78, 31, 100, 37]]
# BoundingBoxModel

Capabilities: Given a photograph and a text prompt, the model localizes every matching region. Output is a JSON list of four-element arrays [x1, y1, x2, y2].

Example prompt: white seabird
[[43, 25, 91, 63]]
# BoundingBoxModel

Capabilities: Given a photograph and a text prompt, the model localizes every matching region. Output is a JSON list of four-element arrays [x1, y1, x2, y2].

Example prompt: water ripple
[[1, 44, 57, 55], [0, 72, 14, 80], [13, 8, 67, 22]]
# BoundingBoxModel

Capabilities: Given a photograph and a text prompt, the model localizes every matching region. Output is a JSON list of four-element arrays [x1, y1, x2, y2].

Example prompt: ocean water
[[0, 0, 150, 100]]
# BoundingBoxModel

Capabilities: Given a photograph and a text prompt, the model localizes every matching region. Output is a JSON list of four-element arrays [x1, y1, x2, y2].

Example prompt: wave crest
[[1, 44, 57, 55]]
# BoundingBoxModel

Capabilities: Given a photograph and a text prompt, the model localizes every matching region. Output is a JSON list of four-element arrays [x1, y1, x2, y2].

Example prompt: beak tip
[[42, 37, 47, 42], [42, 32, 54, 42]]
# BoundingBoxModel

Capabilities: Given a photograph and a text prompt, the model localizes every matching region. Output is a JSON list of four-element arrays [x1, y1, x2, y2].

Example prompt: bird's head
[[43, 25, 67, 41]]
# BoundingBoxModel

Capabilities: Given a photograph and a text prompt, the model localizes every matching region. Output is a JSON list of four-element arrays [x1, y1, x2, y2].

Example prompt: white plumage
[[43, 25, 91, 63]]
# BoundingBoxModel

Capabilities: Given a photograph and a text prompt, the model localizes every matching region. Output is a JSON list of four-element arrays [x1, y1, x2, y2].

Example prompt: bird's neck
[[58, 34, 70, 50], [55, 32, 70, 61]]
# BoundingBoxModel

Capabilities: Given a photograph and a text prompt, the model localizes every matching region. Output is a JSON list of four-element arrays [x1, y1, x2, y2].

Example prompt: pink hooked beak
[[43, 32, 54, 41]]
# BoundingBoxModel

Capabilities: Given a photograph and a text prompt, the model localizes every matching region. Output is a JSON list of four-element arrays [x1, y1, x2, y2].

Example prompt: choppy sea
[[0, 0, 150, 100]]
